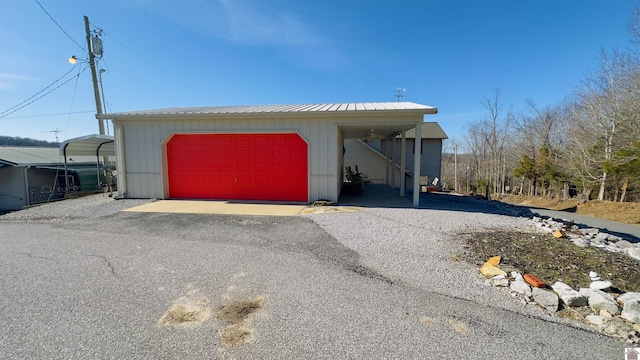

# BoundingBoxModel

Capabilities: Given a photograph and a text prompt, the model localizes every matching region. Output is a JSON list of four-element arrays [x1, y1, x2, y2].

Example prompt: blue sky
[[0, 0, 637, 143]]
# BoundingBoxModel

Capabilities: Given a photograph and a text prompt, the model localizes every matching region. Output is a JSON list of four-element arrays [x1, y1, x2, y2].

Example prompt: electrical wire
[[0, 66, 80, 117], [34, 0, 85, 53], [0, 111, 94, 120], [47, 63, 84, 203], [100, 58, 187, 105], [103, 32, 214, 103], [0, 66, 88, 119]]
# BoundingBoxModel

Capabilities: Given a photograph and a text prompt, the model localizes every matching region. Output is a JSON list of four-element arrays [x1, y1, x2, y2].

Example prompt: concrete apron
[[123, 200, 307, 216]]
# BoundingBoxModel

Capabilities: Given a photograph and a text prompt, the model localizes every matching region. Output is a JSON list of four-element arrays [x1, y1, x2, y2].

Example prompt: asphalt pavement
[[0, 196, 630, 359], [524, 207, 640, 243]]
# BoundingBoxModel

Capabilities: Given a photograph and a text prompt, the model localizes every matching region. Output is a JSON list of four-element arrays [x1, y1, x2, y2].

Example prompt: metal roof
[[99, 102, 438, 118], [394, 122, 449, 139], [0, 146, 97, 167], [59, 134, 115, 157]]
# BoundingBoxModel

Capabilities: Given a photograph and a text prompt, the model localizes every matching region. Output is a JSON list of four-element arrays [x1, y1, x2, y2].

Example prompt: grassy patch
[[461, 230, 640, 293]]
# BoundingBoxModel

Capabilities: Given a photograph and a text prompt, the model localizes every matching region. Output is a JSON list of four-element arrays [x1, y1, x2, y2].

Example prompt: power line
[[0, 110, 94, 120], [34, 0, 85, 52], [0, 65, 81, 117], [104, 32, 214, 103], [100, 58, 187, 105], [0, 66, 88, 119]]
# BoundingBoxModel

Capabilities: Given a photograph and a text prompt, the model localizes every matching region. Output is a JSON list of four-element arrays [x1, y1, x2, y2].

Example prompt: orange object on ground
[[524, 273, 546, 288], [486, 256, 501, 266]]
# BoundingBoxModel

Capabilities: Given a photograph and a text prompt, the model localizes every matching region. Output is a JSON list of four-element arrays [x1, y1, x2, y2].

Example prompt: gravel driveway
[[0, 194, 626, 359]]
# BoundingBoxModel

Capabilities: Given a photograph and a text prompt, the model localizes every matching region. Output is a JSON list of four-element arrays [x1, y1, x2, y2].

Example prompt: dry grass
[[216, 297, 265, 325], [215, 296, 265, 347], [219, 325, 254, 346], [159, 304, 209, 325], [158, 289, 211, 327], [500, 194, 640, 225]]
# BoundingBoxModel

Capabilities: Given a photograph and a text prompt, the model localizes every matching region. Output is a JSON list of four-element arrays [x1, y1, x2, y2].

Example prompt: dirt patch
[[216, 296, 265, 347], [500, 195, 640, 225], [446, 316, 470, 335], [219, 325, 254, 347], [216, 297, 265, 325], [158, 289, 211, 327], [461, 230, 640, 293]]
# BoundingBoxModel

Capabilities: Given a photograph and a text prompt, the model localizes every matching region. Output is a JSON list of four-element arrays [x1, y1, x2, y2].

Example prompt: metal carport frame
[[59, 134, 115, 193]]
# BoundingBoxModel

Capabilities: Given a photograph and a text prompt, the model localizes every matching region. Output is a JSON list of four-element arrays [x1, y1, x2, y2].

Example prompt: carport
[[59, 134, 115, 191]]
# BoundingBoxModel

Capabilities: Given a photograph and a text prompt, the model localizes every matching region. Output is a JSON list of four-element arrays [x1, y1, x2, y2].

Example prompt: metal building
[[99, 102, 438, 206]]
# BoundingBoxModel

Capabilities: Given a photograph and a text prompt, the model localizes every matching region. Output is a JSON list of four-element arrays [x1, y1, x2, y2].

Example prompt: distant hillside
[[0, 136, 58, 147]]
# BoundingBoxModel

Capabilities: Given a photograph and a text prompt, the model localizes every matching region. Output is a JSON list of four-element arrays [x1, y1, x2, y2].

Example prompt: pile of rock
[[527, 216, 640, 261], [480, 257, 640, 343]]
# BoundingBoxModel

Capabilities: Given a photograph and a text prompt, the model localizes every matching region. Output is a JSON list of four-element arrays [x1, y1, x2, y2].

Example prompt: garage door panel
[[167, 133, 307, 201]]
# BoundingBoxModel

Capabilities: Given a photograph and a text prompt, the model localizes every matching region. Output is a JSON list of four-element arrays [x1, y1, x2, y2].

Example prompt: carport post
[[391, 136, 396, 189], [412, 122, 422, 207], [384, 141, 390, 185], [400, 130, 406, 195]]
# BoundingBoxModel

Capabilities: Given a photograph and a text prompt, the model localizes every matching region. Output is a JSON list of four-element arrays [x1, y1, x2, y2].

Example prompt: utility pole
[[84, 16, 104, 135], [453, 144, 458, 193], [83, 16, 110, 173]]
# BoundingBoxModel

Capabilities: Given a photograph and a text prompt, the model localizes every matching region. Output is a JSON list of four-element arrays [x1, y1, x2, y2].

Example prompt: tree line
[[0, 135, 58, 147], [442, 5, 640, 203]]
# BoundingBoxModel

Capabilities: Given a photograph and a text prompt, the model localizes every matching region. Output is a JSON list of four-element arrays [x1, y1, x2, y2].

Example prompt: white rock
[[510, 280, 532, 298], [618, 292, 640, 305], [551, 281, 588, 307], [532, 287, 559, 312], [601, 317, 636, 339], [604, 244, 624, 253], [572, 239, 589, 247], [624, 299, 640, 313], [588, 289, 621, 315], [511, 272, 524, 282], [589, 271, 601, 281], [628, 247, 640, 261], [580, 228, 599, 235], [579, 288, 595, 297], [593, 232, 610, 243], [615, 240, 634, 249], [585, 314, 604, 326], [492, 275, 509, 287], [621, 310, 640, 324], [590, 280, 612, 290]]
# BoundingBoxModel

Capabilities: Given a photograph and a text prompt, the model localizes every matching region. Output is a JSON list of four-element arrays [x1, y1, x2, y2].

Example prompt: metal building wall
[[0, 166, 27, 211], [115, 116, 340, 202]]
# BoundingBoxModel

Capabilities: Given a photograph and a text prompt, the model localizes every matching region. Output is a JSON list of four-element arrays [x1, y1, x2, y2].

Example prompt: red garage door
[[167, 133, 308, 202]]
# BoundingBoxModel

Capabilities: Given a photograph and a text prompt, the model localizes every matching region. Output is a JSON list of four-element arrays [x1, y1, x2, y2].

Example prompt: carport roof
[[58, 134, 115, 157], [98, 102, 438, 118], [0, 146, 97, 167]]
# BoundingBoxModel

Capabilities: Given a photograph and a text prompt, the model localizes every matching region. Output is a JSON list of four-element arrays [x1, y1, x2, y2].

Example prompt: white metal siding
[[343, 139, 388, 184], [0, 167, 27, 211], [117, 116, 340, 202]]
